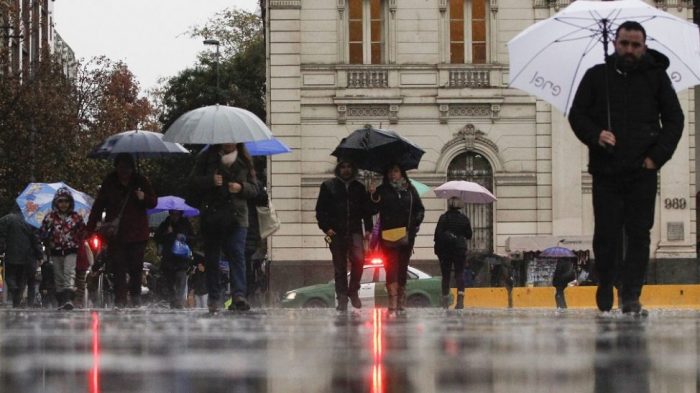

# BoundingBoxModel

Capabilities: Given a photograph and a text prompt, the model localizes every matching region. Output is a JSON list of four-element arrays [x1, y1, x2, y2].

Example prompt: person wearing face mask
[[188, 143, 258, 313], [369, 163, 425, 314], [569, 21, 684, 315], [86, 153, 157, 308]]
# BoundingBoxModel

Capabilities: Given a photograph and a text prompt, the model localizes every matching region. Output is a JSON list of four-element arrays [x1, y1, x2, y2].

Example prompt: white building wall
[[267, 0, 697, 263]]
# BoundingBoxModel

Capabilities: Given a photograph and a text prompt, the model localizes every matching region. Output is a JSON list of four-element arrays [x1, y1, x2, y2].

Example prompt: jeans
[[592, 169, 657, 304], [204, 226, 248, 303], [329, 233, 365, 299], [439, 249, 466, 295], [110, 240, 147, 307]]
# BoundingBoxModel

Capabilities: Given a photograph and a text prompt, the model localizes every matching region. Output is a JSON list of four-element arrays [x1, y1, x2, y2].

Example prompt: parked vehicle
[[281, 257, 445, 308]]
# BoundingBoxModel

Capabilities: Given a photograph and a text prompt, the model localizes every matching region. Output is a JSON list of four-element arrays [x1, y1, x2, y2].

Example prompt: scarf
[[390, 177, 408, 191]]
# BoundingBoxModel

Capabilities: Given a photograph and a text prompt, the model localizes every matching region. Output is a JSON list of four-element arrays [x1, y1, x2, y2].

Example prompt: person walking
[[369, 164, 425, 313], [86, 153, 158, 308], [434, 197, 472, 309], [188, 143, 258, 313], [0, 207, 44, 308], [189, 261, 208, 308], [39, 187, 87, 310], [154, 209, 194, 309], [569, 21, 684, 315], [315, 159, 373, 311], [244, 176, 268, 304]]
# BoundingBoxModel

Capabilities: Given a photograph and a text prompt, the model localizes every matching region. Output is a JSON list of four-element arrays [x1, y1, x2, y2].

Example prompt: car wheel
[[406, 294, 431, 308], [303, 298, 329, 308]]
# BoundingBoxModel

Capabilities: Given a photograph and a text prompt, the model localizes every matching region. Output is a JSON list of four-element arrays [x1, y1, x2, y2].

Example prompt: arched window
[[447, 151, 494, 253]]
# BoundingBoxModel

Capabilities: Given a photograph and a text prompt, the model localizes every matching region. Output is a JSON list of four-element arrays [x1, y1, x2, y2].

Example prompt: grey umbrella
[[88, 130, 189, 159], [163, 104, 274, 145]]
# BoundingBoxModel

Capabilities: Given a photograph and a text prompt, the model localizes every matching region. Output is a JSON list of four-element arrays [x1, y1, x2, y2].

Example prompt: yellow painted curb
[[451, 285, 700, 309]]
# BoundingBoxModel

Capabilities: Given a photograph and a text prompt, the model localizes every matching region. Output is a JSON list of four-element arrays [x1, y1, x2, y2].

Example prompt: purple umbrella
[[540, 246, 576, 258], [147, 196, 199, 217]]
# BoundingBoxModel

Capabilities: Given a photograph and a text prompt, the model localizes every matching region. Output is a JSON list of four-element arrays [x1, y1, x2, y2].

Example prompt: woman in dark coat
[[86, 153, 157, 308], [434, 197, 472, 309], [369, 164, 424, 313], [188, 143, 258, 313]]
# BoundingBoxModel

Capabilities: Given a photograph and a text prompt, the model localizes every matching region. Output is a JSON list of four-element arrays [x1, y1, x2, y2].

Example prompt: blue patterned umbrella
[[540, 246, 576, 258], [16, 182, 94, 228]]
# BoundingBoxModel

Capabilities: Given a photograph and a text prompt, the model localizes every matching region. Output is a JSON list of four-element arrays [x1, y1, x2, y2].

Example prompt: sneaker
[[596, 283, 613, 312], [233, 295, 251, 311], [349, 294, 362, 309]]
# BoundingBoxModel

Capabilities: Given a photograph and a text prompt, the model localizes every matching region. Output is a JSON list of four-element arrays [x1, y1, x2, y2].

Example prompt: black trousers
[[110, 240, 147, 307], [330, 233, 364, 299], [592, 169, 657, 304], [383, 242, 412, 287], [5, 264, 29, 307], [439, 250, 466, 295]]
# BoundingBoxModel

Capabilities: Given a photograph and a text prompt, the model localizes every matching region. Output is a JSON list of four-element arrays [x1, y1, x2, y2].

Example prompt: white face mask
[[221, 150, 238, 166]]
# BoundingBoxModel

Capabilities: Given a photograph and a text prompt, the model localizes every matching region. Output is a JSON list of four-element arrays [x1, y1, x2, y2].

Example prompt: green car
[[281, 263, 446, 308]]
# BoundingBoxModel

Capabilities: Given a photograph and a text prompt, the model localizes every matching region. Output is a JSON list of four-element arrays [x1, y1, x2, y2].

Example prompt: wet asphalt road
[[0, 307, 698, 393]]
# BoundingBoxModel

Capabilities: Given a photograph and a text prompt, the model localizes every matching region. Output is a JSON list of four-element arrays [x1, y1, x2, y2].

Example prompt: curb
[[451, 285, 700, 309]]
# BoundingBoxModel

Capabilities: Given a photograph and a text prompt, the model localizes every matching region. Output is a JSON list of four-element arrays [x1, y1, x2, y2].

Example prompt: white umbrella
[[434, 180, 496, 204], [508, 0, 700, 115], [163, 105, 274, 144]]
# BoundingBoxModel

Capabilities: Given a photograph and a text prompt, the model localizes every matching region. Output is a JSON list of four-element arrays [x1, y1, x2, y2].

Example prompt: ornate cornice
[[441, 124, 499, 155], [270, 0, 301, 9]]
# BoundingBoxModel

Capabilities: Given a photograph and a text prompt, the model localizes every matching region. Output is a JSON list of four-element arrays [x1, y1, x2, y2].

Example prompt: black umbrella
[[88, 130, 189, 159], [331, 125, 425, 173]]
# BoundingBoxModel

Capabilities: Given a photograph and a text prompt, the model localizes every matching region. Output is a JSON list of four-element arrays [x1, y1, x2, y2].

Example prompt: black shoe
[[349, 294, 362, 309], [336, 300, 348, 312], [232, 295, 251, 311], [622, 300, 648, 317], [208, 304, 220, 314], [596, 283, 613, 312]]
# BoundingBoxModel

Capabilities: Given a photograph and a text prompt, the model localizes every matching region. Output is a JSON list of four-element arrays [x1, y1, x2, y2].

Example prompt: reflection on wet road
[[0, 308, 698, 392]]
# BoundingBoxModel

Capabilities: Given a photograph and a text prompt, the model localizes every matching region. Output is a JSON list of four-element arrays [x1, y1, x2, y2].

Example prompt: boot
[[55, 291, 65, 310], [335, 294, 348, 312], [387, 283, 398, 312], [62, 290, 75, 311], [441, 295, 451, 309], [349, 293, 362, 309], [455, 291, 464, 310], [397, 286, 406, 312]]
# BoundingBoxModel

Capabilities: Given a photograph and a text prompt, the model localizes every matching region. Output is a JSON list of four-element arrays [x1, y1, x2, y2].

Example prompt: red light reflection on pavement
[[371, 307, 384, 393], [89, 312, 100, 393]]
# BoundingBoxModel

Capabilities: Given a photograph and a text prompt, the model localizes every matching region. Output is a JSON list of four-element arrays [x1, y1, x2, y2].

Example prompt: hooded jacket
[[568, 49, 684, 175], [39, 186, 86, 255], [0, 211, 43, 266], [315, 161, 373, 237]]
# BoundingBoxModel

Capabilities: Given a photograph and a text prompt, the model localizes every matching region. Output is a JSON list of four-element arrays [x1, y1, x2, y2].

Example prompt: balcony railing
[[533, 0, 575, 8], [347, 69, 389, 88], [448, 70, 490, 88]]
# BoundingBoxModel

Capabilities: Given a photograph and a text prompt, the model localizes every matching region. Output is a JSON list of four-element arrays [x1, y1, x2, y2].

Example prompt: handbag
[[257, 201, 280, 239], [171, 238, 192, 258], [381, 191, 413, 248], [98, 190, 130, 241]]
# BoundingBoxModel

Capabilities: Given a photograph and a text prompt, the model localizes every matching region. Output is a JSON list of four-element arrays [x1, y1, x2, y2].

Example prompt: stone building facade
[[1, 0, 56, 77], [265, 0, 697, 290]]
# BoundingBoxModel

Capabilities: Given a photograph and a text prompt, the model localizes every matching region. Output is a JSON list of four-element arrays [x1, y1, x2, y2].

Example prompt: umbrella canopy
[[88, 130, 189, 159], [245, 138, 291, 156], [331, 125, 425, 173], [146, 196, 199, 218], [163, 105, 274, 145], [433, 180, 496, 204], [508, 0, 700, 115], [410, 179, 430, 196], [540, 246, 576, 258], [16, 182, 94, 228]]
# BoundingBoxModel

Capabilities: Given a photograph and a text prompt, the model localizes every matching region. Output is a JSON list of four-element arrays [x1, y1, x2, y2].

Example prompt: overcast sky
[[53, 0, 260, 93]]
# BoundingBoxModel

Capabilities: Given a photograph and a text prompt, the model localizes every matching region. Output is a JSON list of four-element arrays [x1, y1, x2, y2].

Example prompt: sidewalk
[[451, 284, 700, 309]]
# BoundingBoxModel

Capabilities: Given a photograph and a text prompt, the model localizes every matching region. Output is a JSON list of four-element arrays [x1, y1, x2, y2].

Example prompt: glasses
[[618, 40, 643, 49]]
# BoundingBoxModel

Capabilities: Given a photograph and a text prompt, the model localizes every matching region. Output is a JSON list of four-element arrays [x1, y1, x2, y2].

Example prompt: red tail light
[[89, 235, 102, 253], [366, 252, 384, 266]]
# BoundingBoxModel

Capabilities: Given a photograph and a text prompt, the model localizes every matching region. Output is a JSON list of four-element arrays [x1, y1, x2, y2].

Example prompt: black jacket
[[434, 208, 472, 256], [154, 216, 194, 270], [188, 148, 258, 229], [569, 49, 684, 175], [315, 177, 373, 236], [370, 183, 425, 240]]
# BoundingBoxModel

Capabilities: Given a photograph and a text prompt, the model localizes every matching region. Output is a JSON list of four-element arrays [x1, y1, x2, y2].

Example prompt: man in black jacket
[[315, 159, 373, 311], [569, 21, 684, 315]]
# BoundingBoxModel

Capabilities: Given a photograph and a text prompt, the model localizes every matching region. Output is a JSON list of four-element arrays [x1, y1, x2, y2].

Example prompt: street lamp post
[[203, 39, 221, 104]]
